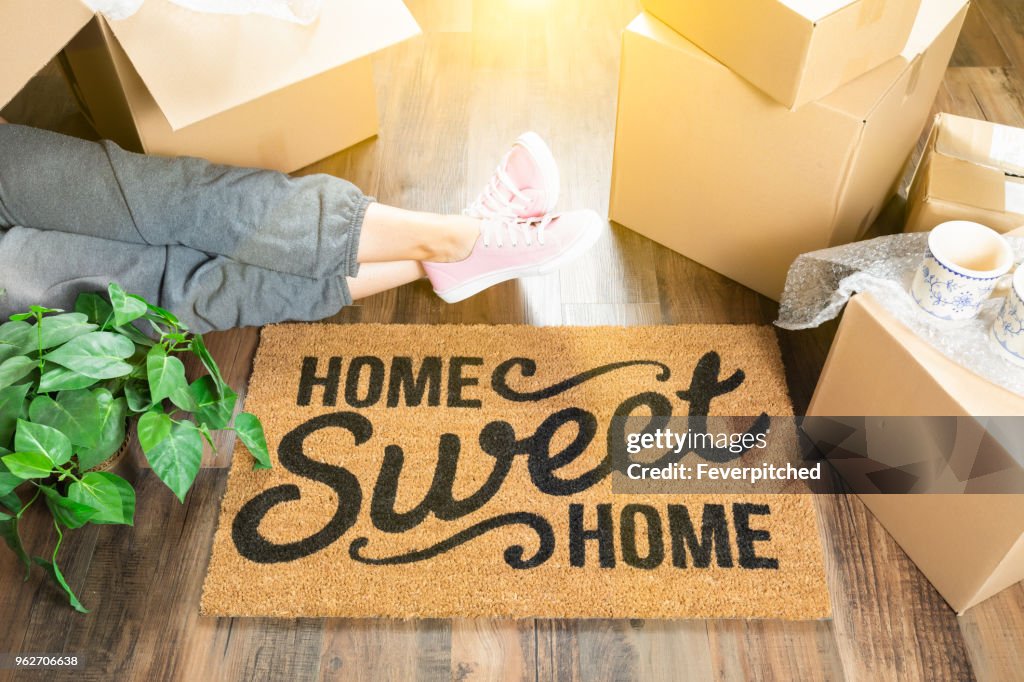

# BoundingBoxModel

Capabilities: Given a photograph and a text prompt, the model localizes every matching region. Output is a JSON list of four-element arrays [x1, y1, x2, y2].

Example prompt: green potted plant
[[0, 283, 269, 611]]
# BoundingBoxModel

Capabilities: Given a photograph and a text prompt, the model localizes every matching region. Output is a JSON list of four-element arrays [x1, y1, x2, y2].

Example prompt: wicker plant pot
[[87, 424, 140, 484]]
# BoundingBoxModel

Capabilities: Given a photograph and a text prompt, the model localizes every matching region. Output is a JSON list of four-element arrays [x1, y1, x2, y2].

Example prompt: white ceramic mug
[[992, 267, 1024, 367], [910, 221, 1015, 321]]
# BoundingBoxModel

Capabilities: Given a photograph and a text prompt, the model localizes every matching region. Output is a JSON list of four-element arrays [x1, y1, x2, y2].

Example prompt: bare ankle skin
[[357, 203, 479, 264]]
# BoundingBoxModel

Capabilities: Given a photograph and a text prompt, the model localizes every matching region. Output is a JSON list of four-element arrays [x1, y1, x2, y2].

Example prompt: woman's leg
[[0, 225, 369, 333], [0, 124, 478, 280], [357, 204, 478, 264], [347, 261, 426, 301]]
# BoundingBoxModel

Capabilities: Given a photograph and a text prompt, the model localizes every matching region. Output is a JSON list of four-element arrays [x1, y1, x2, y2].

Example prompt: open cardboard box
[[906, 113, 1024, 234], [640, 0, 922, 109], [807, 292, 1024, 613], [0, 0, 420, 172], [610, 0, 968, 301]]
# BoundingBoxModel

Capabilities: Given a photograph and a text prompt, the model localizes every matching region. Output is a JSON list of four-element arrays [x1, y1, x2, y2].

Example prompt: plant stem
[[18, 487, 41, 519], [35, 310, 44, 372]]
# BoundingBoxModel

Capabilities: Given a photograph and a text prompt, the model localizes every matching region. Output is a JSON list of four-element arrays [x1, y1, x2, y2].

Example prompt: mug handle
[[994, 225, 1024, 296]]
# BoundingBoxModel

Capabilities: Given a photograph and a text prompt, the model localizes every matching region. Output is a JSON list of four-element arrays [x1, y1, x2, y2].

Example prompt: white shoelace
[[480, 215, 554, 248], [465, 154, 529, 219]]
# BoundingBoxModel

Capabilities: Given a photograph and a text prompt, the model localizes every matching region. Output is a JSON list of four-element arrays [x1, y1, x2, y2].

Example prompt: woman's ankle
[[429, 215, 480, 262]]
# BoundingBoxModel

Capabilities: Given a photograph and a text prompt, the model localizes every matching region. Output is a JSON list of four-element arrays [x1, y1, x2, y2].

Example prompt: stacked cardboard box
[[807, 291, 1024, 613], [610, 0, 969, 300], [906, 113, 1024, 234], [0, 0, 421, 173]]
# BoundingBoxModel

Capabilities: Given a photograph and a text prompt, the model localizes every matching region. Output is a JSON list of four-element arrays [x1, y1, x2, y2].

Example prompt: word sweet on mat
[[231, 353, 776, 569]]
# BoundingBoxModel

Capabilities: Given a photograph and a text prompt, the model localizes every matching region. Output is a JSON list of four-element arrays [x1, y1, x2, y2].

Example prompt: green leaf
[[137, 410, 172, 454], [235, 412, 271, 470], [169, 385, 198, 412], [0, 321, 34, 357], [0, 511, 30, 578], [146, 345, 188, 404], [115, 323, 156, 348], [0, 355, 36, 391], [1, 451, 53, 479], [198, 423, 216, 450], [35, 313, 98, 349], [40, 486, 97, 530], [33, 554, 88, 613], [0, 455, 21, 495], [0, 383, 30, 449], [43, 332, 136, 380], [76, 393, 128, 471], [68, 472, 135, 525], [15, 420, 71, 466], [8, 313, 32, 322], [38, 364, 100, 392], [0, 470, 22, 496], [124, 380, 152, 413], [145, 302, 183, 329], [108, 283, 148, 328], [28, 391, 101, 450], [144, 420, 202, 503], [74, 292, 114, 328], [188, 376, 237, 431], [0, 491, 21, 514], [30, 305, 61, 316], [190, 334, 225, 391], [0, 475, 22, 496]]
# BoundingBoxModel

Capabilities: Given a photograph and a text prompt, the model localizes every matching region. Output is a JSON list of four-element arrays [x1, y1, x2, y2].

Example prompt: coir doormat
[[201, 324, 829, 619]]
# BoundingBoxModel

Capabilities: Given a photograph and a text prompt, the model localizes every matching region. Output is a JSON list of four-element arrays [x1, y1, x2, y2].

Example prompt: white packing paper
[[1006, 180, 1024, 215], [168, 0, 323, 24], [776, 234, 1024, 398], [83, 0, 323, 24], [82, 0, 146, 20]]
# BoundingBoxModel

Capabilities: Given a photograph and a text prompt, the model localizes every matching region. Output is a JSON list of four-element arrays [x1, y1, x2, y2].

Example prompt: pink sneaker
[[465, 132, 560, 220], [423, 210, 605, 303]]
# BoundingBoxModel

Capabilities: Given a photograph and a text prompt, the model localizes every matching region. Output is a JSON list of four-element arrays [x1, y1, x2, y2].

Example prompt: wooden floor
[[3, 0, 1024, 680]]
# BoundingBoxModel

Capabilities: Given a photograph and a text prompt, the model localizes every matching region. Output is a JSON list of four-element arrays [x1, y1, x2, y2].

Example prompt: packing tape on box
[[991, 123, 1024, 175], [858, 0, 887, 26], [777, 234, 1024, 399]]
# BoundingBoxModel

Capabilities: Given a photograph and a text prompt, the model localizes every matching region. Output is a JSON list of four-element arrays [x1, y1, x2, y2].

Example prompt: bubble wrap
[[776, 234, 1024, 399]]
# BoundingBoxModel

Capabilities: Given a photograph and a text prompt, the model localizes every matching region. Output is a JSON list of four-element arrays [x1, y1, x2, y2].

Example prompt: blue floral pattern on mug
[[911, 249, 1003, 321], [992, 287, 1024, 367]]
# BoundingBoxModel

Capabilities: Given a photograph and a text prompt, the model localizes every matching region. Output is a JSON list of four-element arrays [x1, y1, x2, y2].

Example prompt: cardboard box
[[906, 113, 1024, 234], [0, 0, 420, 172], [609, 0, 968, 300], [640, 0, 922, 109], [807, 293, 1024, 613]]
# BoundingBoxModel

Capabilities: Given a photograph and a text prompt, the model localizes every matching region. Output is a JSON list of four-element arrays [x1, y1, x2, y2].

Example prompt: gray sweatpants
[[0, 125, 371, 333]]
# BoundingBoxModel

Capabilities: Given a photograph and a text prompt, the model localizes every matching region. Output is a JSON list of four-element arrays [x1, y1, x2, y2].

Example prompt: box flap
[[963, 531, 1024, 613], [851, 295, 1024, 415], [817, 0, 967, 122], [778, 0, 861, 23], [104, 0, 421, 130], [935, 113, 1024, 177], [0, 0, 95, 108], [903, 0, 968, 58]]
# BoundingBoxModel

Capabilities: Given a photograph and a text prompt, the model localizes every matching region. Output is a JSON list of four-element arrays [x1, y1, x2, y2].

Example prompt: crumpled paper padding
[[168, 0, 322, 24], [776, 234, 1024, 399], [84, 0, 322, 24], [83, 0, 146, 20]]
